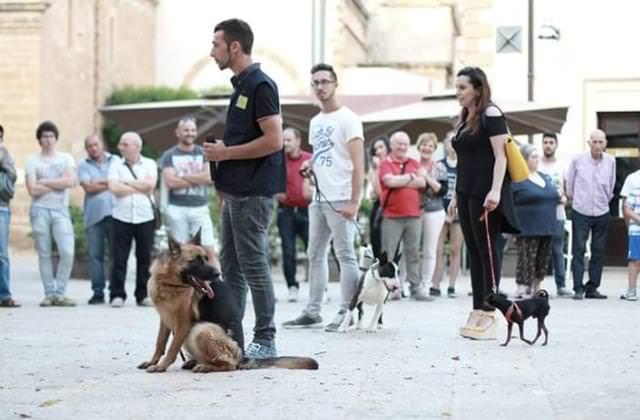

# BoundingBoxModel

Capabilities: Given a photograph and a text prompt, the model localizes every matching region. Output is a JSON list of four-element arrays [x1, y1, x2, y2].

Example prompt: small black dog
[[487, 289, 550, 346]]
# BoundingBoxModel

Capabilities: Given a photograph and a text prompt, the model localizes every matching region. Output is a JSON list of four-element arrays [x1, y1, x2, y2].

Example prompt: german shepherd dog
[[487, 289, 550, 346], [338, 251, 401, 333], [138, 233, 318, 372]]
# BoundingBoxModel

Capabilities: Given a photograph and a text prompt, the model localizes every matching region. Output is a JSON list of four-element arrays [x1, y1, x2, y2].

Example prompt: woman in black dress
[[449, 67, 520, 340]]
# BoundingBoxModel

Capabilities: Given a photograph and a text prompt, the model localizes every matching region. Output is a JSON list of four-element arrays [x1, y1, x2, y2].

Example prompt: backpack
[[0, 168, 15, 202]]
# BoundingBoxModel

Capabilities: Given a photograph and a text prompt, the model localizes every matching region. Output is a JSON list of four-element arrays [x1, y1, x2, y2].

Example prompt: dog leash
[[480, 208, 497, 293]]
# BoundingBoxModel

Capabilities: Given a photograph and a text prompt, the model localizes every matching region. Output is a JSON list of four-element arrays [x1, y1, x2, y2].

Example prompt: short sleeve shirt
[[108, 156, 158, 224], [25, 152, 75, 211], [78, 153, 114, 227], [159, 145, 208, 207], [621, 170, 640, 236], [309, 106, 364, 202]]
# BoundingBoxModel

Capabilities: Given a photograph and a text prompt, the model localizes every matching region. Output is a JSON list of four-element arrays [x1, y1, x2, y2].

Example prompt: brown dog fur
[[138, 237, 318, 373]]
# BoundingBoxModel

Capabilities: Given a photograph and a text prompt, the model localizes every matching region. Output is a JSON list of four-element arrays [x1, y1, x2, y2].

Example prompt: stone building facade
[[0, 0, 157, 247]]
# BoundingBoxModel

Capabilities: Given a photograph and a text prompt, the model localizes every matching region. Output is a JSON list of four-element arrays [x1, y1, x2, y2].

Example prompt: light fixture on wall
[[538, 24, 560, 40]]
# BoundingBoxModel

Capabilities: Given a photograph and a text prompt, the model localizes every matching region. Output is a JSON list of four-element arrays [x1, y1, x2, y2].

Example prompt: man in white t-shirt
[[282, 63, 365, 332], [25, 121, 77, 307], [538, 132, 572, 298], [108, 132, 158, 308], [620, 167, 640, 301]]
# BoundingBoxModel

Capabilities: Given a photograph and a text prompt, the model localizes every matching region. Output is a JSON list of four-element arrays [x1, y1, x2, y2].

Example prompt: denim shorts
[[629, 234, 640, 261]]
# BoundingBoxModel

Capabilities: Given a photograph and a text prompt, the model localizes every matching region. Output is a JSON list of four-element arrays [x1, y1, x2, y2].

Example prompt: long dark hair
[[456, 66, 492, 134]]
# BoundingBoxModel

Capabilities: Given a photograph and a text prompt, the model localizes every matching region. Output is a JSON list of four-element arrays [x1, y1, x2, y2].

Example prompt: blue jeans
[[571, 210, 610, 293], [276, 206, 308, 289], [30, 207, 75, 298], [86, 216, 112, 298], [0, 207, 11, 300], [220, 193, 275, 347], [551, 220, 566, 289]]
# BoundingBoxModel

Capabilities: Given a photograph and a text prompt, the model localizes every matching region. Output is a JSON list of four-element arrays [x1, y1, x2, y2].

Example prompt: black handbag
[[123, 162, 161, 230]]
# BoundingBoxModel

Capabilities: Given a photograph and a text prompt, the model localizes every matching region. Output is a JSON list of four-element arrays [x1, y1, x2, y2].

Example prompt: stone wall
[[0, 0, 157, 248]]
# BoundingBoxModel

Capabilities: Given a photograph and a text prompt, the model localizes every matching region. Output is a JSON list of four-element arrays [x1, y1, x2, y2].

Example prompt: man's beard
[[543, 150, 555, 158]]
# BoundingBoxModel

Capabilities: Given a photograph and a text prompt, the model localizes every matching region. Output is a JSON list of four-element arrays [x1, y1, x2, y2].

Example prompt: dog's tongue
[[202, 281, 215, 299]]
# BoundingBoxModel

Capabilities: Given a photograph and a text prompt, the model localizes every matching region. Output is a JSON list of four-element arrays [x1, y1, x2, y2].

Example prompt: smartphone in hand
[[205, 135, 217, 181]]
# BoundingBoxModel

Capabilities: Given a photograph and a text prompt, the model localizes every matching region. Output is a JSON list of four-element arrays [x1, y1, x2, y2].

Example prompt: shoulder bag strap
[[123, 161, 156, 208]]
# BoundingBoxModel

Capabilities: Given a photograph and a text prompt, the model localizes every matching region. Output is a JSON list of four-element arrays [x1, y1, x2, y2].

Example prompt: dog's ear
[[393, 251, 402, 265], [189, 228, 202, 246], [378, 251, 388, 265], [168, 236, 181, 256]]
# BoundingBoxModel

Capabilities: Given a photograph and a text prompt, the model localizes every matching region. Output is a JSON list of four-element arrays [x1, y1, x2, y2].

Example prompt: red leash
[[480, 208, 497, 293]]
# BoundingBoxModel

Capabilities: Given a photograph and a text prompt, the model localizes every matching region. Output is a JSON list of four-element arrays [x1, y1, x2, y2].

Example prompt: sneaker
[[137, 297, 153, 307], [556, 287, 573, 298], [572, 290, 584, 300], [0, 298, 20, 308], [245, 341, 277, 359], [410, 288, 435, 302], [111, 297, 125, 308], [429, 287, 441, 297], [324, 310, 349, 332], [447, 287, 456, 298], [54, 296, 76, 307], [40, 296, 55, 307], [88, 295, 105, 305], [620, 289, 638, 301], [282, 313, 323, 329], [287, 286, 299, 303]]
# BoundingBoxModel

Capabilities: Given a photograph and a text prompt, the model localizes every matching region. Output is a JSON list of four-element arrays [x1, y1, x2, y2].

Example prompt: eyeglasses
[[311, 79, 336, 88]]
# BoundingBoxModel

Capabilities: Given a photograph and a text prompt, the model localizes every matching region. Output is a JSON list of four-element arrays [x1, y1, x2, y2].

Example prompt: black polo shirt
[[215, 63, 286, 197]]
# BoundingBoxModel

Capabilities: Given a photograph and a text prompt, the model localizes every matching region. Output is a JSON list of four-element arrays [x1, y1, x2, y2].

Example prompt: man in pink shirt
[[275, 127, 312, 302], [379, 131, 432, 301], [565, 129, 616, 299]]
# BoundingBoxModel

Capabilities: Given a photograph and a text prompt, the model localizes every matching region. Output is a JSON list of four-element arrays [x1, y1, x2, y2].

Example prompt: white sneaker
[[111, 297, 124, 308], [620, 289, 638, 301], [287, 286, 299, 303]]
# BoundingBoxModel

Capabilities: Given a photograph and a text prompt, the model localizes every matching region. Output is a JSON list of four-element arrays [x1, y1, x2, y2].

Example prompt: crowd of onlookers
[[0, 18, 639, 357]]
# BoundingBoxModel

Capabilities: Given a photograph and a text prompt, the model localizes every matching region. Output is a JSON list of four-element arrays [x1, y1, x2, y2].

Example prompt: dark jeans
[[551, 220, 566, 289], [457, 194, 502, 310], [220, 193, 276, 346], [110, 218, 155, 303], [86, 216, 112, 298], [369, 199, 382, 258], [571, 210, 610, 293], [276, 206, 308, 289]]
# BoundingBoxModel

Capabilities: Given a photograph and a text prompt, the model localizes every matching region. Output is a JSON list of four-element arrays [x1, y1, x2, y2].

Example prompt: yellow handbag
[[504, 134, 529, 182]]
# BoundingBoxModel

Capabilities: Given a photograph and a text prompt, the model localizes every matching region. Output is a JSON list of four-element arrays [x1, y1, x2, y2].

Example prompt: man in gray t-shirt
[[159, 117, 217, 266], [25, 121, 77, 307]]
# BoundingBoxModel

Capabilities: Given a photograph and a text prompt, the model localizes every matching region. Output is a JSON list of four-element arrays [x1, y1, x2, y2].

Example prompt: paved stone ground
[[2, 252, 640, 420]]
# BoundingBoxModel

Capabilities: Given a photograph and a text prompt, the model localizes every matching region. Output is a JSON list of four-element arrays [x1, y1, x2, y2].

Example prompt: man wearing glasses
[[565, 129, 616, 299], [282, 63, 365, 332]]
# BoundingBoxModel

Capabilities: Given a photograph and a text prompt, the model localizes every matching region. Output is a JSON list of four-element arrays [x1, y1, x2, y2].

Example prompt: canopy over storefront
[[100, 94, 567, 151]]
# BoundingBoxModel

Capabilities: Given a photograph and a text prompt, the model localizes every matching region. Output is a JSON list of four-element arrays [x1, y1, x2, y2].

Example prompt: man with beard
[[538, 132, 572, 298], [203, 18, 284, 359], [160, 117, 218, 266], [78, 134, 114, 304]]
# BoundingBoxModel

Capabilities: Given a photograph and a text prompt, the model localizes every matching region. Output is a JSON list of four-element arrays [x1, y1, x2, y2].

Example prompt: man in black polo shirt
[[203, 18, 285, 359]]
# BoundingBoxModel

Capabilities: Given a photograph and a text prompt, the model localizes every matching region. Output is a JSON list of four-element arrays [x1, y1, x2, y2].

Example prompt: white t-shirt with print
[[621, 169, 640, 236], [538, 158, 566, 221], [308, 106, 363, 202]]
